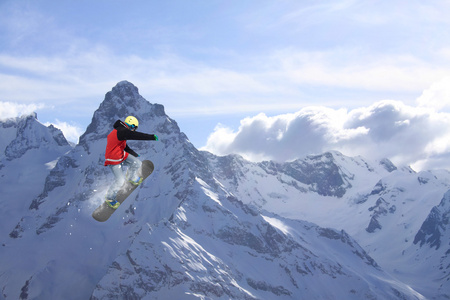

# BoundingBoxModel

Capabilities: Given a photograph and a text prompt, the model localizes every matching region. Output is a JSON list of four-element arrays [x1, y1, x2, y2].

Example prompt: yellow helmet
[[124, 115, 139, 129]]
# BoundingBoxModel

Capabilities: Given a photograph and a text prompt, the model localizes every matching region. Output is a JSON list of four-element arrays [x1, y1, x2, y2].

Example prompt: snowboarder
[[104, 116, 158, 209]]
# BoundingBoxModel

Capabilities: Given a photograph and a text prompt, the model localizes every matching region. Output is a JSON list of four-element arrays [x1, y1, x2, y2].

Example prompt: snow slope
[[205, 149, 450, 299]]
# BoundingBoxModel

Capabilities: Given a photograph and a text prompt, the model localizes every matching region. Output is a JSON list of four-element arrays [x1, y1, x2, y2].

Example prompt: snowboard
[[92, 160, 154, 222]]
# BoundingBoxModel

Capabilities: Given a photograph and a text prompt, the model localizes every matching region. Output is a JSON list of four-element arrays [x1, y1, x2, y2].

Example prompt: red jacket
[[104, 128, 129, 165], [104, 120, 158, 166]]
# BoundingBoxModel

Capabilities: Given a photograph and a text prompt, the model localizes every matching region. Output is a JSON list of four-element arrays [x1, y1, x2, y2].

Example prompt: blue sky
[[1, 0, 450, 170]]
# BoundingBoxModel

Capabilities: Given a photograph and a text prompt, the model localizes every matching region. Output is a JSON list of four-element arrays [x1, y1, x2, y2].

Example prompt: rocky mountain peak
[[102, 81, 142, 113], [2, 113, 70, 161], [414, 190, 450, 250], [112, 80, 140, 98], [379, 158, 397, 172], [79, 81, 176, 153]]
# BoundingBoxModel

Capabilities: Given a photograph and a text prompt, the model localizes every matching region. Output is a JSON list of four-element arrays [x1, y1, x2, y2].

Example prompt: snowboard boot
[[106, 199, 120, 209], [129, 176, 143, 186]]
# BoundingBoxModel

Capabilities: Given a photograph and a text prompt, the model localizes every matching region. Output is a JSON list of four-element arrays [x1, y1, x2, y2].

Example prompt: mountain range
[[0, 81, 448, 299]]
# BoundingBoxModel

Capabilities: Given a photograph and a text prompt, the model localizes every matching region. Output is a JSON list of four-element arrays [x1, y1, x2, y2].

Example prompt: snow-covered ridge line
[[1, 81, 448, 299]]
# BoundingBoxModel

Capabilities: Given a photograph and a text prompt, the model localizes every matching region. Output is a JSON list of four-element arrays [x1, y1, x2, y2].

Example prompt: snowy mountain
[[0, 81, 447, 299], [205, 150, 450, 299], [0, 113, 72, 240]]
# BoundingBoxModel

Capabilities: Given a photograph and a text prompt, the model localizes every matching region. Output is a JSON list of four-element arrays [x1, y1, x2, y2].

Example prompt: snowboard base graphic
[[92, 160, 154, 222]]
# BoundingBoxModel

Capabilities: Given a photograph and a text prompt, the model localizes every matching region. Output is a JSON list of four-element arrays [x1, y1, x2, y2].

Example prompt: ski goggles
[[125, 122, 138, 130]]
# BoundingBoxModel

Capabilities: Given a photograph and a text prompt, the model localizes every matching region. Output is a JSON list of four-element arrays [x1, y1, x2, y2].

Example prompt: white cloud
[[1, 43, 449, 118], [0, 101, 45, 120], [202, 98, 450, 171], [416, 76, 450, 111], [270, 49, 449, 93]]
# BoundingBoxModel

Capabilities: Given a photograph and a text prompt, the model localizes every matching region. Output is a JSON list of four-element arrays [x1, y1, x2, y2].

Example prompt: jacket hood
[[113, 120, 126, 129]]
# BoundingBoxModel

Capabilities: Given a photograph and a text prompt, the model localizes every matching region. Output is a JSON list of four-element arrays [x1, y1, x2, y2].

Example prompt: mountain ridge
[[0, 81, 447, 299]]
